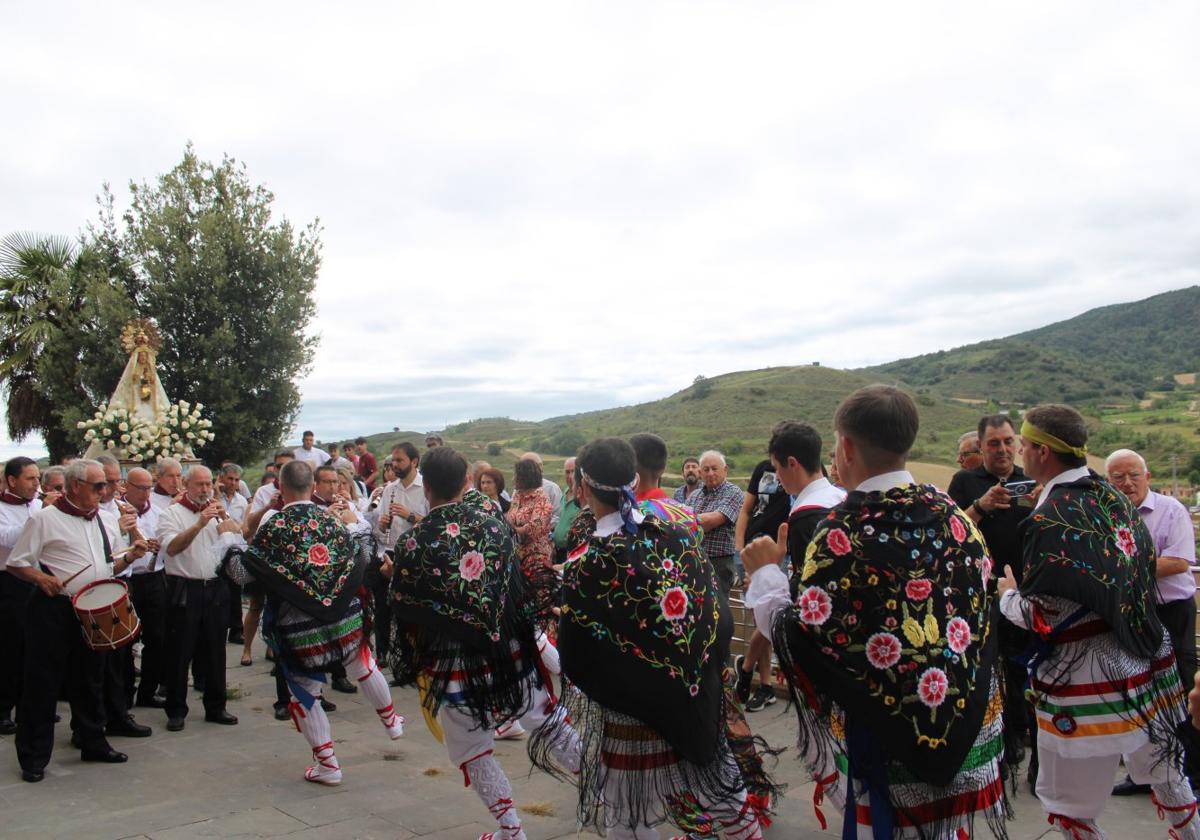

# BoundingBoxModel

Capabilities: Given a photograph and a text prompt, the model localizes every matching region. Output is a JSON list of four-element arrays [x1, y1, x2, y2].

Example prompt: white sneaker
[[304, 761, 342, 786], [495, 720, 526, 740], [384, 714, 405, 741]]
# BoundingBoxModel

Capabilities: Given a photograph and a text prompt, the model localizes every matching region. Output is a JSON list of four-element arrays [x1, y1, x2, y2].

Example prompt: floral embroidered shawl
[[231, 502, 366, 623], [559, 512, 732, 765], [1019, 472, 1164, 658], [773, 483, 999, 788]]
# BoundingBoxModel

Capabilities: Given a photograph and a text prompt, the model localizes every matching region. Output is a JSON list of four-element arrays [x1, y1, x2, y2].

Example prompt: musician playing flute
[[155, 465, 239, 731], [6, 459, 149, 783]]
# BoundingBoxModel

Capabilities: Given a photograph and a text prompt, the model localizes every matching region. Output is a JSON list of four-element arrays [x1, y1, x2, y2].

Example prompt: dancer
[[533, 437, 766, 840], [743, 385, 1008, 838], [218, 460, 402, 785], [389, 446, 581, 840]]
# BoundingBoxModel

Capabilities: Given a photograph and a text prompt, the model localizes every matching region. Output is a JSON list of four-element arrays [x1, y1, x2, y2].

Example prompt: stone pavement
[[0, 637, 1175, 839]]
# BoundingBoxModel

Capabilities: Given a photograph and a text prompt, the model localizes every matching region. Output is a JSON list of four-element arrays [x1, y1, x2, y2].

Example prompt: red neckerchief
[[0, 490, 31, 506], [311, 494, 330, 508], [179, 495, 207, 514], [636, 487, 667, 502], [122, 494, 152, 516], [55, 495, 98, 521], [153, 484, 175, 498]]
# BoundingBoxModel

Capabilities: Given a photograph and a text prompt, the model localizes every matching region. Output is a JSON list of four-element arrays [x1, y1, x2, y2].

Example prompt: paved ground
[[0, 637, 1174, 839]]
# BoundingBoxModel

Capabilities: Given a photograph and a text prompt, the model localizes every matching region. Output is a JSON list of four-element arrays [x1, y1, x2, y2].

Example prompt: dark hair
[[629, 433, 668, 474], [682, 456, 699, 467], [4, 456, 36, 481], [512, 458, 543, 492], [421, 447, 467, 501], [477, 467, 506, 495], [302, 430, 314, 438], [392, 441, 419, 461], [833, 385, 919, 467], [314, 464, 337, 482], [354, 436, 367, 445], [280, 460, 314, 493], [577, 437, 636, 509], [767, 421, 823, 473], [1024, 404, 1088, 468], [977, 414, 1015, 441], [274, 449, 295, 464]]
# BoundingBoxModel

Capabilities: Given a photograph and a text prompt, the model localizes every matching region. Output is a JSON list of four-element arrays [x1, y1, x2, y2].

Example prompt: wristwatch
[[406, 513, 416, 524], [972, 499, 987, 517]]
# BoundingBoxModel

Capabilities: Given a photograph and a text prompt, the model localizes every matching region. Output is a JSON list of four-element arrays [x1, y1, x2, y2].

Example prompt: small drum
[[72, 579, 141, 651]]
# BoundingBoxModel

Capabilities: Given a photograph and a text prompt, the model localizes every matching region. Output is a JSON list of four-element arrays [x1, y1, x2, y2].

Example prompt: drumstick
[[61, 565, 93, 586]]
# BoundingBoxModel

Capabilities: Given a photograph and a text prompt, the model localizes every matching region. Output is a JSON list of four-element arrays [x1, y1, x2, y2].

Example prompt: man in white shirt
[[217, 464, 250, 646], [0, 456, 42, 735], [149, 458, 183, 512], [6, 459, 149, 782], [293, 430, 331, 469], [123, 467, 168, 709], [156, 465, 238, 731], [248, 450, 295, 521]]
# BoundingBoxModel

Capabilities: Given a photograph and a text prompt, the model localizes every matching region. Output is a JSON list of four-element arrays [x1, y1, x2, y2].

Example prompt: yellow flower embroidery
[[801, 559, 818, 582], [924, 613, 939, 645], [886, 599, 897, 610], [868, 574, 879, 586], [902, 617, 925, 647]]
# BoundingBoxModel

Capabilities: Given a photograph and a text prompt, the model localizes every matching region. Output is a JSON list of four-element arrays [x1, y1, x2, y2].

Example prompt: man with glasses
[[956, 431, 984, 470], [6, 459, 150, 782], [124, 467, 168, 710], [1107, 447, 1199, 796]]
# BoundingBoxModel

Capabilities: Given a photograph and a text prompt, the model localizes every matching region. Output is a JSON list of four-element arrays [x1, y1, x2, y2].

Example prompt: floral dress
[[507, 488, 554, 574]]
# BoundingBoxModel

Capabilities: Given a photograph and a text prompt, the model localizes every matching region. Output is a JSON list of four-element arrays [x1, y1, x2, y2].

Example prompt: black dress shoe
[[166, 717, 185, 732], [204, 710, 238, 725], [228, 631, 245, 645], [330, 676, 357, 694], [106, 716, 152, 738], [1112, 776, 1152, 796], [0, 717, 16, 735], [135, 694, 167, 709], [320, 697, 336, 713], [81, 747, 128, 763], [21, 768, 44, 782], [70, 732, 82, 749], [273, 705, 290, 721]]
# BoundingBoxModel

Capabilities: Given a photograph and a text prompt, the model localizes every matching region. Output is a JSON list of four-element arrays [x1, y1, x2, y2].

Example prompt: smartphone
[[1003, 479, 1037, 497]]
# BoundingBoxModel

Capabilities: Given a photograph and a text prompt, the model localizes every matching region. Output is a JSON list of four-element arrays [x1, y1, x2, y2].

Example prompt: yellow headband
[[1020, 419, 1088, 459]]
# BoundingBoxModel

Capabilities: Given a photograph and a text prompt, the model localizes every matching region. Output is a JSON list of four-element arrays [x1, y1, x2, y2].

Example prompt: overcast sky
[[3, 1, 1198, 458]]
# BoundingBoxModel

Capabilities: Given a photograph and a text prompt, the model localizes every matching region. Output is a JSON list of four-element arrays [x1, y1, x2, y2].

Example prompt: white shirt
[[128, 503, 163, 574], [372, 474, 429, 550], [594, 508, 645, 539], [542, 479, 564, 528], [156, 502, 224, 580], [0, 496, 41, 570], [150, 489, 176, 512], [7, 504, 121, 597], [99, 499, 133, 578], [1034, 466, 1091, 509], [219, 490, 248, 525], [293, 447, 331, 468], [855, 470, 916, 495], [251, 481, 280, 514], [790, 476, 847, 513]]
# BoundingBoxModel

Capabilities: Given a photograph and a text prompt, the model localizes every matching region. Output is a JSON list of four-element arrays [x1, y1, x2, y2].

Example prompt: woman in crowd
[[477, 467, 511, 514], [335, 466, 367, 513], [505, 459, 553, 575]]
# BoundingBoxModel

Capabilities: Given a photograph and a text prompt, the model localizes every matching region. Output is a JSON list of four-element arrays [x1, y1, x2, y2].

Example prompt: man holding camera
[[948, 414, 1038, 782]]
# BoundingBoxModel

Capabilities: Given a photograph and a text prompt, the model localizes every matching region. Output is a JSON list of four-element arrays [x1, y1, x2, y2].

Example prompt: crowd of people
[[1, 395, 1199, 839]]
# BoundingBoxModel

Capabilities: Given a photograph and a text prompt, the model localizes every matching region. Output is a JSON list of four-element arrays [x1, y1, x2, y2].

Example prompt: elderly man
[[150, 458, 183, 512], [948, 414, 1038, 777], [0, 457, 42, 735], [1107, 447, 1200, 797], [550, 457, 580, 559], [672, 456, 701, 503], [997, 405, 1196, 837], [686, 450, 744, 598], [424, 432, 443, 450], [293, 430, 330, 468], [247, 450, 296, 532], [7, 459, 149, 782], [956, 431, 984, 471], [156, 466, 238, 731], [38, 465, 66, 505], [215, 464, 249, 645], [123, 467, 168, 709]]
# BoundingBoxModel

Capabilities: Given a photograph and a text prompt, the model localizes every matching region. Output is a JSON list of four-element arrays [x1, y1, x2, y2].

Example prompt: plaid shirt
[[686, 480, 744, 559]]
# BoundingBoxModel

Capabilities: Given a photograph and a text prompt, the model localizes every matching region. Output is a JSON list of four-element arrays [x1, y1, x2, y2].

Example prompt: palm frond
[[0, 231, 78, 278]]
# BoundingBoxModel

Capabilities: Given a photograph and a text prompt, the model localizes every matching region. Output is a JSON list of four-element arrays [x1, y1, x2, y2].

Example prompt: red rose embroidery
[[949, 516, 967, 544], [1115, 527, 1136, 558], [946, 617, 972, 654], [459, 550, 485, 582], [866, 632, 903, 669], [660, 587, 689, 621], [445, 522, 461, 538], [826, 529, 852, 556], [917, 667, 949, 708], [307, 544, 330, 566], [796, 586, 833, 625], [905, 579, 933, 602]]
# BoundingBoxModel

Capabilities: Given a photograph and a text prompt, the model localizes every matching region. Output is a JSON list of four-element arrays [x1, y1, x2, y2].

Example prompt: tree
[[0, 233, 132, 461], [91, 144, 322, 466]]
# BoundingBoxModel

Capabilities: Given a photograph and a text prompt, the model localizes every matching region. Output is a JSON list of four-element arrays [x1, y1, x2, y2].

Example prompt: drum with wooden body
[[72, 578, 141, 651]]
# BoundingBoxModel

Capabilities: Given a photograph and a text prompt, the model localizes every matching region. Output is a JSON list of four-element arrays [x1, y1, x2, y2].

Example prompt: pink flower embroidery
[[796, 586, 833, 626], [949, 516, 967, 544], [660, 587, 689, 621], [459, 550, 485, 582], [1115, 527, 1136, 558], [905, 579, 933, 602], [404, 537, 418, 551], [307, 544, 330, 566], [445, 523, 460, 538], [946, 617, 972, 654], [980, 555, 993, 584], [826, 529, 852, 556], [917, 667, 949, 708], [865, 632, 902, 669]]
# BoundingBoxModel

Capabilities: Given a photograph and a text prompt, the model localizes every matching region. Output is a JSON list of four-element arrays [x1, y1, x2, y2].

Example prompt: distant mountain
[[866, 286, 1200, 405]]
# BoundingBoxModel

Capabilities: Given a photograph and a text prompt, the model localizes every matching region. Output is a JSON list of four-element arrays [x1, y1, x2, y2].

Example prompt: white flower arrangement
[[77, 400, 215, 462]]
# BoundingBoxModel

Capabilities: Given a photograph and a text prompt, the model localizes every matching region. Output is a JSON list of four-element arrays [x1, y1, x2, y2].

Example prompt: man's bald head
[[520, 452, 544, 467]]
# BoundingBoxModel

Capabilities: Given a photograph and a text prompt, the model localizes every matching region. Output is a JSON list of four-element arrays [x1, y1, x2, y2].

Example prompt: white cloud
[[2, 0, 1198, 454]]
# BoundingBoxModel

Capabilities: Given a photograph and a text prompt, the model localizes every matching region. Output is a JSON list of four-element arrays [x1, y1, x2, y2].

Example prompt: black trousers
[[368, 557, 392, 662], [128, 571, 167, 704], [16, 590, 110, 772], [227, 578, 243, 634], [0, 570, 33, 718], [165, 575, 228, 719], [1158, 596, 1199, 778], [101, 644, 132, 725]]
